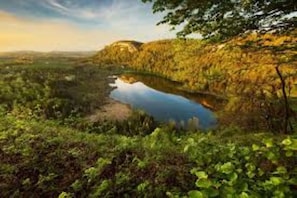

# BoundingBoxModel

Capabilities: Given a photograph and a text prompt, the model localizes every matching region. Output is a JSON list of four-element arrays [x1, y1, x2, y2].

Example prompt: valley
[[0, 39, 296, 196], [1, 0, 297, 196]]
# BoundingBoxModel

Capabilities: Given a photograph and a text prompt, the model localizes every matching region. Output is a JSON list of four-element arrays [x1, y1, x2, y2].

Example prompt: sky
[[0, 0, 177, 52]]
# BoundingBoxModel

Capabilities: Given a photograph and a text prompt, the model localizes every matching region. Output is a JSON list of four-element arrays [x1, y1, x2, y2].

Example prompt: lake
[[109, 74, 218, 129]]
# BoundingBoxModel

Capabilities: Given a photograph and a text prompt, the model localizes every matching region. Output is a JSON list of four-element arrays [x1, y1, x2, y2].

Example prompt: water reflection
[[109, 74, 218, 129]]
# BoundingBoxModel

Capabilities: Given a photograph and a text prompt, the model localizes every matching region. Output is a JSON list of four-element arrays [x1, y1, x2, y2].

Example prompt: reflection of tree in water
[[119, 75, 138, 84], [119, 74, 226, 111]]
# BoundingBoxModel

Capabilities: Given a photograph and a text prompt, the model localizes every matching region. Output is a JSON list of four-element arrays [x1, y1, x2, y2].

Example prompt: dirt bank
[[88, 98, 132, 122]]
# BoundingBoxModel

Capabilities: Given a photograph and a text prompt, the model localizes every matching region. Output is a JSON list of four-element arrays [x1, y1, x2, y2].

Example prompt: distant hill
[[0, 51, 97, 58]]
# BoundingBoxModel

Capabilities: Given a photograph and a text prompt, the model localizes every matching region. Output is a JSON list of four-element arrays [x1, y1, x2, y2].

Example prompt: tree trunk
[[275, 65, 293, 134]]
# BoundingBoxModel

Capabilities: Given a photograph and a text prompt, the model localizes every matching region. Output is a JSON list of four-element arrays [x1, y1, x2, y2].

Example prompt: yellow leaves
[[94, 33, 297, 97], [231, 30, 297, 50]]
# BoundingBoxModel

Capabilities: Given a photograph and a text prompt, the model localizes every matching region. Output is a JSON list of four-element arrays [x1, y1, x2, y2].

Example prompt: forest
[[1, 0, 297, 197], [93, 32, 297, 133]]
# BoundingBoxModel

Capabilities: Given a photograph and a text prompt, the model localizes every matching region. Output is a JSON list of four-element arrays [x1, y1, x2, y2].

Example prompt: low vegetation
[[2, 0, 297, 196], [1, 107, 297, 197], [0, 46, 296, 197]]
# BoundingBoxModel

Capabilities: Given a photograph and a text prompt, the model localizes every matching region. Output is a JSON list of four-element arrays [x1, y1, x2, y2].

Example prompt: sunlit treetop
[[142, 0, 297, 40]]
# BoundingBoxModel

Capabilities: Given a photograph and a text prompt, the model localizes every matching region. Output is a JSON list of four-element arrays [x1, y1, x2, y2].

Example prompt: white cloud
[[85, 0, 177, 41], [42, 0, 177, 40], [43, 0, 103, 20], [0, 0, 179, 51], [47, 0, 69, 11]]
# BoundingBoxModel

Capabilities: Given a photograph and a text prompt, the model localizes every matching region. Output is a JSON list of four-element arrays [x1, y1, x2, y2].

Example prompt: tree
[[142, 0, 297, 40], [142, 0, 297, 133]]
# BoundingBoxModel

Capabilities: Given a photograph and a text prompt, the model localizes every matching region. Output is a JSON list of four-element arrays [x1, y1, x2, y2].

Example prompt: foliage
[[142, 0, 297, 134], [0, 58, 113, 120], [1, 55, 297, 197], [0, 114, 192, 197], [93, 34, 297, 131], [1, 114, 297, 197], [94, 45, 136, 66], [142, 0, 297, 40], [94, 36, 297, 97], [183, 136, 297, 197], [85, 110, 158, 137]]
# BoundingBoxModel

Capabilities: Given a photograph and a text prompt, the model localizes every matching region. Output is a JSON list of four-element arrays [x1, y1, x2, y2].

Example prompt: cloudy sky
[[0, 0, 177, 52]]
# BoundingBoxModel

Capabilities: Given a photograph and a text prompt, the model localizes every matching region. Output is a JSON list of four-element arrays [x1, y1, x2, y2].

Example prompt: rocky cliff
[[110, 40, 143, 53]]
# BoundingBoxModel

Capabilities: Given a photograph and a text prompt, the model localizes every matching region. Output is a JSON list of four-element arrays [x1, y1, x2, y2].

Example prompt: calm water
[[109, 74, 217, 129]]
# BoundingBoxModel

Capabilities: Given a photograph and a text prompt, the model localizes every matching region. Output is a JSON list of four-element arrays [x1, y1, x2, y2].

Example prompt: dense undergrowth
[[0, 50, 297, 197], [1, 111, 297, 197], [0, 58, 112, 120]]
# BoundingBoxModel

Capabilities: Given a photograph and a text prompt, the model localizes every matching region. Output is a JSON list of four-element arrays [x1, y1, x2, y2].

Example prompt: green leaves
[[270, 177, 284, 186], [219, 162, 235, 174], [84, 167, 97, 183], [239, 192, 249, 198], [282, 138, 292, 146], [196, 178, 212, 188], [275, 166, 287, 175], [143, 0, 297, 40], [137, 181, 150, 192], [194, 171, 208, 179], [188, 190, 204, 198], [188, 189, 218, 198], [58, 192, 72, 198], [229, 172, 238, 183], [282, 137, 297, 151], [187, 135, 297, 197], [252, 144, 260, 151], [263, 138, 274, 148]]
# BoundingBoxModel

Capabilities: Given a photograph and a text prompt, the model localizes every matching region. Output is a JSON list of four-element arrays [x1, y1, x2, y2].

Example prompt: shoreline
[[87, 98, 132, 122]]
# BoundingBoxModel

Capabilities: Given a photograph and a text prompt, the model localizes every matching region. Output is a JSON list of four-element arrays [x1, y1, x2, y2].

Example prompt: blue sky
[[0, 0, 177, 51]]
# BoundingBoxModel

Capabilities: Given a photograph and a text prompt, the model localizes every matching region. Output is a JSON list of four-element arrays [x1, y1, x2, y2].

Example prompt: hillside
[[93, 35, 297, 98], [110, 40, 143, 52], [94, 40, 143, 66], [2, 0, 297, 197], [93, 33, 297, 130], [0, 51, 97, 58], [1, 52, 297, 197]]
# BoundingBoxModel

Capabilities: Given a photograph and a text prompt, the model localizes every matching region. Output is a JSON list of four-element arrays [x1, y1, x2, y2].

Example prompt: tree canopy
[[142, 0, 297, 40]]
